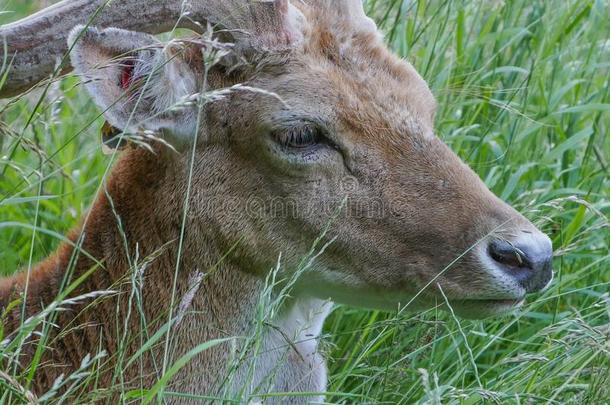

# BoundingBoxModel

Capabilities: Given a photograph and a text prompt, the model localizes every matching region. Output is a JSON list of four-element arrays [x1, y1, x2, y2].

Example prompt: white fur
[[260, 297, 332, 399]]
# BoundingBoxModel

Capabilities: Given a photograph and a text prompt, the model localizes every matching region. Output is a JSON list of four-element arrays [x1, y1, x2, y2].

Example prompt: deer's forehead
[[245, 30, 437, 149], [334, 61, 435, 141], [295, 35, 437, 145]]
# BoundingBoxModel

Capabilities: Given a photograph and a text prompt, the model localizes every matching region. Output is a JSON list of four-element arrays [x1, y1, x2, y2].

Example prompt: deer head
[[1, 0, 553, 319]]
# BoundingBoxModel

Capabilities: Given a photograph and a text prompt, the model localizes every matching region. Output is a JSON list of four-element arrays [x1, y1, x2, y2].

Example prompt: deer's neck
[[3, 147, 330, 400], [173, 270, 331, 399]]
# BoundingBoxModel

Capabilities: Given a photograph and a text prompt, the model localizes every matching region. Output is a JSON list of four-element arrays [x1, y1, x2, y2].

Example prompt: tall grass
[[1, 0, 608, 403]]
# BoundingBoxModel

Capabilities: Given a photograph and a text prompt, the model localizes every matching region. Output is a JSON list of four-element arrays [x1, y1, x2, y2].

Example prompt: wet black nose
[[488, 238, 553, 292]]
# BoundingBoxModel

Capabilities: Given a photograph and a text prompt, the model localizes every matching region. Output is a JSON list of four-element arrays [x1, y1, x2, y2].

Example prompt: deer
[[0, 0, 554, 403]]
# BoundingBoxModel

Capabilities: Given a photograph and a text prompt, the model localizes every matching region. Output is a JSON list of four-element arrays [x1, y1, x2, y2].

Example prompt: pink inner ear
[[120, 59, 136, 89]]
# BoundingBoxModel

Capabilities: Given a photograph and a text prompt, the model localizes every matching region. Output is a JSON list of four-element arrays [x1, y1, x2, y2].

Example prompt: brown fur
[[1, 2, 551, 402], [1, 147, 176, 391]]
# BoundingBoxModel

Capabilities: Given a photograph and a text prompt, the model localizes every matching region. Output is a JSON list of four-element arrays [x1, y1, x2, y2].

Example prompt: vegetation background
[[0, 0, 608, 403]]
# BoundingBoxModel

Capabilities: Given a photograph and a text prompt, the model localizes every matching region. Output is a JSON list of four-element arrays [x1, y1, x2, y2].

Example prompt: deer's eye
[[273, 125, 325, 149]]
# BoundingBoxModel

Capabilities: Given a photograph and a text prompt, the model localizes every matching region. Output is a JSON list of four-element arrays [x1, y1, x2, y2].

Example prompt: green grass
[[1, 0, 609, 403]]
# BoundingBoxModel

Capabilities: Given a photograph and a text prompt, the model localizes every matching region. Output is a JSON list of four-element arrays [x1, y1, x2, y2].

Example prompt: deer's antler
[[0, 0, 304, 98]]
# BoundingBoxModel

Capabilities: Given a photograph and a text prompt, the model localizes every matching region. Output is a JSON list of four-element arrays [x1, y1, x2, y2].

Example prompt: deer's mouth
[[464, 298, 525, 306], [448, 297, 526, 319]]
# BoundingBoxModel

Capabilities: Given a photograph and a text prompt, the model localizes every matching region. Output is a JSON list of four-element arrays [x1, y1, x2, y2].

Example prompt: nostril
[[488, 240, 531, 270], [487, 236, 554, 293]]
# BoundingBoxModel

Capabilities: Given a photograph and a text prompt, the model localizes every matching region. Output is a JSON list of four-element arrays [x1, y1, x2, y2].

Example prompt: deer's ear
[[68, 26, 200, 149]]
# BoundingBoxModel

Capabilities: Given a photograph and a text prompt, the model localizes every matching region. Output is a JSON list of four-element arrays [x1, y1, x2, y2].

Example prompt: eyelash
[[274, 125, 325, 149]]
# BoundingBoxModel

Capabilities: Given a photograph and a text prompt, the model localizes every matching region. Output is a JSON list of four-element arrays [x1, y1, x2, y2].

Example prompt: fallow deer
[[0, 0, 553, 402]]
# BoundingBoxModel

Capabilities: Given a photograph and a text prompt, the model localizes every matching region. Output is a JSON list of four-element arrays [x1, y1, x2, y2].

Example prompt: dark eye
[[274, 125, 324, 149]]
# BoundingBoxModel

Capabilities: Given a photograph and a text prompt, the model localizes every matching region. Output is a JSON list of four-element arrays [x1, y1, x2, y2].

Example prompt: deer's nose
[[488, 235, 553, 293]]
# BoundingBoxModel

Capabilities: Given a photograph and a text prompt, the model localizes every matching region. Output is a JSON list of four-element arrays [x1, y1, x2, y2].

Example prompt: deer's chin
[[446, 297, 526, 319]]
